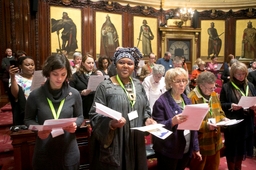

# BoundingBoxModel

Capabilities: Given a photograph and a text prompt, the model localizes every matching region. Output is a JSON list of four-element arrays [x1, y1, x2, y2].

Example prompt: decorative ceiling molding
[[108, 0, 256, 11]]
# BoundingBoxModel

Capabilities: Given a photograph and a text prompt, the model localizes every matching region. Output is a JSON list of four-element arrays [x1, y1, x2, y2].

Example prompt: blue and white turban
[[113, 47, 143, 68]]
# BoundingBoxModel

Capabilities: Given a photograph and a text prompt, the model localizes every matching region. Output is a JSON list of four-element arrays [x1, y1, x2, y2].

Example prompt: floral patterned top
[[9, 74, 32, 99]]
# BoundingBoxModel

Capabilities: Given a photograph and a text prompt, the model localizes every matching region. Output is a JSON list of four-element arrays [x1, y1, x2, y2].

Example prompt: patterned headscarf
[[113, 47, 143, 68]]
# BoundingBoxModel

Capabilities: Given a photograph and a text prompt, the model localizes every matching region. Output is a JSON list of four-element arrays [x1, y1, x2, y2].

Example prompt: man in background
[[156, 51, 173, 74], [1, 48, 15, 93], [139, 53, 156, 81]]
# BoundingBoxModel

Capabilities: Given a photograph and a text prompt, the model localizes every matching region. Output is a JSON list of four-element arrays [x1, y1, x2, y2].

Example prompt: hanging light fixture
[[175, 8, 194, 28]]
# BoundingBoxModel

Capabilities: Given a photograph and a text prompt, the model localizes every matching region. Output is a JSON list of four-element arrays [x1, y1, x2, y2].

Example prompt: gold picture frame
[[133, 16, 158, 57], [235, 19, 256, 61], [50, 6, 82, 59], [95, 12, 122, 60], [200, 20, 225, 62]]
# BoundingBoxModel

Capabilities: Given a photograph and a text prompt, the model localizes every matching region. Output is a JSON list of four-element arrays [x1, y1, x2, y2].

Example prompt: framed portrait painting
[[95, 12, 122, 60], [235, 19, 256, 61], [200, 20, 225, 62], [133, 16, 158, 57], [50, 6, 82, 59]]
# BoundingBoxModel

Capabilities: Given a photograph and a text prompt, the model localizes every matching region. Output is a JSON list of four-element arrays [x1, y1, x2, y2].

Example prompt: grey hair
[[152, 64, 165, 75], [196, 71, 216, 85], [73, 52, 82, 60], [229, 59, 237, 66], [172, 56, 183, 64]]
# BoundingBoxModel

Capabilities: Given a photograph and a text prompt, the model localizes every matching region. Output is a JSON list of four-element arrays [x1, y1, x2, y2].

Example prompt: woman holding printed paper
[[152, 67, 202, 170], [24, 54, 84, 170], [188, 71, 228, 170], [220, 61, 256, 170], [69, 53, 103, 118], [89, 47, 156, 170]]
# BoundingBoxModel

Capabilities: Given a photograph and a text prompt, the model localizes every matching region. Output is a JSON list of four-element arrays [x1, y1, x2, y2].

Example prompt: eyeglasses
[[203, 85, 216, 91], [173, 79, 188, 84]]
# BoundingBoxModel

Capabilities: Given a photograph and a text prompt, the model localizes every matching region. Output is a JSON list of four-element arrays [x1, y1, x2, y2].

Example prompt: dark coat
[[8, 85, 26, 125], [221, 62, 230, 84], [220, 81, 256, 157], [24, 81, 84, 170], [152, 90, 199, 159], [89, 78, 151, 170], [69, 71, 98, 119], [247, 70, 256, 89]]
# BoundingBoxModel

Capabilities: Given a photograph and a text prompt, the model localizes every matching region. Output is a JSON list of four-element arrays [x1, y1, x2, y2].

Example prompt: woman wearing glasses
[[188, 71, 228, 170], [152, 67, 202, 170], [220, 61, 256, 170]]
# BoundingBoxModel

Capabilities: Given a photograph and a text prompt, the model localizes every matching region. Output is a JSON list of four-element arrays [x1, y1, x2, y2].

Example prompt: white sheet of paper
[[51, 128, 64, 138], [238, 96, 256, 109], [87, 75, 104, 91], [30, 70, 46, 91], [216, 64, 223, 70], [138, 60, 145, 67], [95, 102, 122, 120], [131, 124, 172, 139], [28, 117, 77, 137], [215, 119, 243, 126], [177, 104, 209, 130]]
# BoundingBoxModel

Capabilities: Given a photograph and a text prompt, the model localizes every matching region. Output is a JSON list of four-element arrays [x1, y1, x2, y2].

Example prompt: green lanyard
[[180, 97, 185, 109], [202, 96, 213, 116], [47, 98, 65, 120], [171, 94, 185, 109], [231, 81, 248, 96], [116, 75, 136, 107], [197, 87, 213, 116]]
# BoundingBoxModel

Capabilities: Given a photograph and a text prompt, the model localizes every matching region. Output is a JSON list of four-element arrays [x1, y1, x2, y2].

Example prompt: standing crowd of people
[[1, 47, 256, 170]]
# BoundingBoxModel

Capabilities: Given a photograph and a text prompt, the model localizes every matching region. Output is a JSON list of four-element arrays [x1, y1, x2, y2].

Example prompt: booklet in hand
[[131, 124, 172, 140], [215, 119, 243, 126]]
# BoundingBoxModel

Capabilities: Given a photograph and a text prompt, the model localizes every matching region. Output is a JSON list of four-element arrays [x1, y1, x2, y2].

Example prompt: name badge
[[128, 110, 138, 121], [208, 118, 216, 124], [184, 129, 190, 136]]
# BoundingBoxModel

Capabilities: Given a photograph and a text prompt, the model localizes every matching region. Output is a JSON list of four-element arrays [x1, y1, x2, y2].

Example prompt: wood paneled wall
[[0, 0, 255, 70]]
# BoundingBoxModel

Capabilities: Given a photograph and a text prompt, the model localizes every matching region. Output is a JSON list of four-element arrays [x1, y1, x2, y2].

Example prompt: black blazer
[[247, 70, 256, 89]]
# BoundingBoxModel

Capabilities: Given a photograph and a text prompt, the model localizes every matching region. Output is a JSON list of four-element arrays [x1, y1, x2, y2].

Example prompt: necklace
[[116, 75, 136, 107]]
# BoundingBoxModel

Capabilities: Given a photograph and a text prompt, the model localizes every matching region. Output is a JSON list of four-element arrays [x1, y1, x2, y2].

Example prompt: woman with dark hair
[[97, 55, 111, 76], [15, 50, 27, 59], [89, 47, 156, 170], [220, 61, 256, 170], [24, 54, 84, 170], [8, 56, 35, 125], [69, 53, 103, 118]]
